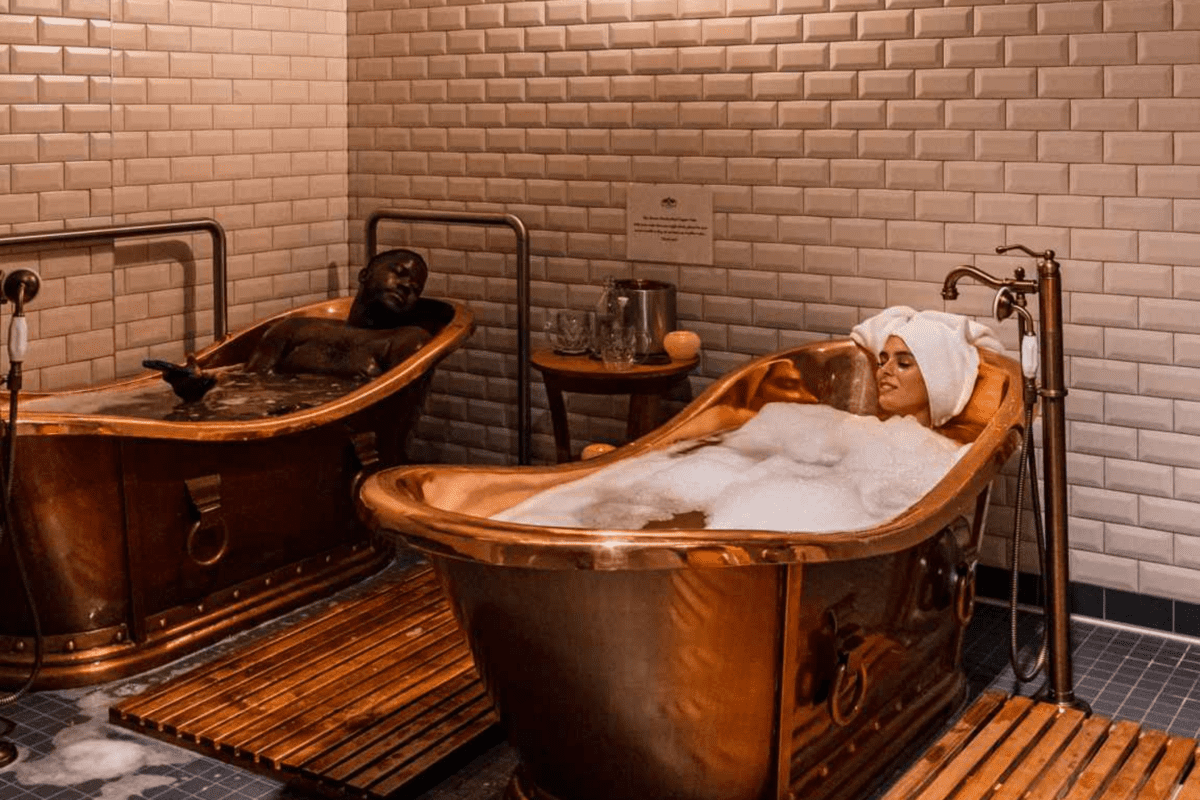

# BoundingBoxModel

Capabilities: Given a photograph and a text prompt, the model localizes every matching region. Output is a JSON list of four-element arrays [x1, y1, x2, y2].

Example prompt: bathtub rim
[[359, 342, 1024, 570], [4, 296, 474, 442]]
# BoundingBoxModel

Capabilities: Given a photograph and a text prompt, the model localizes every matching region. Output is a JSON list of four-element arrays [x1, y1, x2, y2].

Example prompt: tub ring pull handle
[[954, 561, 977, 626], [829, 655, 868, 726], [185, 475, 228, 567], [829, 655, 868, 727]]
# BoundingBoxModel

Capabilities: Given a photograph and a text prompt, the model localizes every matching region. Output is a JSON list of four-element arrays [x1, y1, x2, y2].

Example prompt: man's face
[[362, 257, 425, 316], [876, 335, 931, 427]]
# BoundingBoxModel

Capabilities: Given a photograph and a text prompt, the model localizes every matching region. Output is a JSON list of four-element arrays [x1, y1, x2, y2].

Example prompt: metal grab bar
[[366, 208, 532, 465], [0, 219, 228, 340]]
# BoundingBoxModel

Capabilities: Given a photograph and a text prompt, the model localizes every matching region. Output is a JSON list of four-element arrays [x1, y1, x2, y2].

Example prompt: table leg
[[627, 391, 662, 441], [543, 376, 573, 463]]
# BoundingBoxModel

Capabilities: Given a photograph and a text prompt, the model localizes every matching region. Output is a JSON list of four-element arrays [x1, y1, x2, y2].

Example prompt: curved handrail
[[0, 219, 228, 340], [366, 207, 531, 465]]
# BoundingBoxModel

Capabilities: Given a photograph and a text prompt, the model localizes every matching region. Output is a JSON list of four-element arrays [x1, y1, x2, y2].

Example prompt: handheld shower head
[[3, 269, 40, 316]]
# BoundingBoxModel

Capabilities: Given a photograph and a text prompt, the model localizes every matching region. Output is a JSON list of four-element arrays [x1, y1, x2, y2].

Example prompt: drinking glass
[[545, 309, 592, 355], [599, 325, 636, 371]]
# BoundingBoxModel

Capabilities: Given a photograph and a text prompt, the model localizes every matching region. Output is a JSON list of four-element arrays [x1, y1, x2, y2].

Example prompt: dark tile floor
[[3, 584, 1200, 800]]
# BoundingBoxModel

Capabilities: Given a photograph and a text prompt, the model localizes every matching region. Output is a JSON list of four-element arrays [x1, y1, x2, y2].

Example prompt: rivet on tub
[[65, 640, 76, 652], [14, 641, 24, 652], [159, 618, 167, 629], [296, 565, 303, 575], [232, 589, 240, 599], [115, 629, 126, 643]]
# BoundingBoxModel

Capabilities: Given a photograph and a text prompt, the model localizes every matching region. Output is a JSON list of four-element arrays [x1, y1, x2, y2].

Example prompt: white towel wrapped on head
[[850, 306, 1004, 427]]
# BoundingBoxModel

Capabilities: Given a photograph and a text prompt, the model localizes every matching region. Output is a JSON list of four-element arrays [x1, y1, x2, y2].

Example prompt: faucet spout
[[941, 265, 1008, 300]]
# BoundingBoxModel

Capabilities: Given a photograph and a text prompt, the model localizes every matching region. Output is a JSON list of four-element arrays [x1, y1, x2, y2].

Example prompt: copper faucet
[[943, 244, 1083, 712]]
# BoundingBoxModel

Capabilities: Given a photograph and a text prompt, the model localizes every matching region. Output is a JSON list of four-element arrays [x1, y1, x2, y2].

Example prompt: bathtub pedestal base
[[500, 671, 966, 800], [0, 542, 391, 690]]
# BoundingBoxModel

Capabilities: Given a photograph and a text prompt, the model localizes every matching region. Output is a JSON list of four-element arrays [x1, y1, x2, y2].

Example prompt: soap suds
[[496, 403, 967, 532], [3, 689, 192, 800]]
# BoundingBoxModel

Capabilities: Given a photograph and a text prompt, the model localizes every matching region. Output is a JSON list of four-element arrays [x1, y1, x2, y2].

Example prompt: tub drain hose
[[1009, 376, 1049, 683]]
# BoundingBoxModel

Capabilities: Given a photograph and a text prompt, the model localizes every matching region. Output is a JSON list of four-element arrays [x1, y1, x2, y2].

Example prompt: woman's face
[[876, 335, 931, 427]]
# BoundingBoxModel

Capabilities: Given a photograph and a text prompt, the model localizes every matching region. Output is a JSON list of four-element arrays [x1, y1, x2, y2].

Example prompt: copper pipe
[[0, 219, 227, 340], [366, 208, 532, 465], [1032, 252, 1077, 709], [944, 247, 1081, 711], [941, 264, 1037, 301]]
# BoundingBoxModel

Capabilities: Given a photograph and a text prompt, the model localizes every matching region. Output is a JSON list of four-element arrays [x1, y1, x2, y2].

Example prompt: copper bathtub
[[359, 340, 1023, 800], [0, 296, 473, 689]]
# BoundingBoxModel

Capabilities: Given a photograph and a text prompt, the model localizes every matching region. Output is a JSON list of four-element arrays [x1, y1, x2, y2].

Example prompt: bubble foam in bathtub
[[496, 402, 967, 533]]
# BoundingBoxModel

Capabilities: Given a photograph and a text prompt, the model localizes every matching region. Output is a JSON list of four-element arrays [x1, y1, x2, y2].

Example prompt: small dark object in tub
[[143, 356, 217, 403]]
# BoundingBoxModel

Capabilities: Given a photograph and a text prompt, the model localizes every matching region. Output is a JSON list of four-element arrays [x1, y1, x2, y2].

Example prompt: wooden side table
[[531, 348, 699, 463]]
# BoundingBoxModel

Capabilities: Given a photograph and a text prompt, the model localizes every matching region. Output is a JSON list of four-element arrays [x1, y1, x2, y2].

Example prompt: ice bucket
[[615, 279, 677, 361]]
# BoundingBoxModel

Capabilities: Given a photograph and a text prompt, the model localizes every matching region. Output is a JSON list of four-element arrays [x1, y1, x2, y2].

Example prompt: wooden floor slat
[[168, 596, 454, 739], [950, 699, 1059, 800], [913, 695, 1036, 800], [1133, 736, 1193, 800], [288, 657, 480, 767], [213, 615, 461, 754], [1175, 744, 1200, 800], [990, 706, 1087, 800], [110, 563, 499, 799], [1024, 715, 1114, 800], [244, 631, 470, 762], [114, 567, 442, 723], [878, 690, 1008, 800], [886, 693, 1198, 800]]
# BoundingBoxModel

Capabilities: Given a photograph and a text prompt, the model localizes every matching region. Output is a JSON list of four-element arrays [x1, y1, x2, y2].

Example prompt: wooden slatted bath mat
[[880, 690, 1200, 800], [110, 563, 500, 799]]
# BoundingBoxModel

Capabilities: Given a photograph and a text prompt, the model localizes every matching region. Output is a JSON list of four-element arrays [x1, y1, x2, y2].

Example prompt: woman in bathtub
[[496, 307, 1005, 533]]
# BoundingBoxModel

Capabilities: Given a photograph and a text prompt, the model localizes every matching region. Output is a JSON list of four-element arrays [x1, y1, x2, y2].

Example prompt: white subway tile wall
[[0, 0, 350, 389], [3, 0, 1200, 604]]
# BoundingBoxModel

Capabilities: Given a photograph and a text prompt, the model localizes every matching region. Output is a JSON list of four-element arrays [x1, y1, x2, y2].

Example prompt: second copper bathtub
[[0, 296, 472, 689], [360, 341, 1024, 800]]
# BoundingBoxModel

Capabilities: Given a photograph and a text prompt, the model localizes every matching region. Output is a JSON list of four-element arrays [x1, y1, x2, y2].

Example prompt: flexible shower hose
[[1009, 383, 1049, 682], [0, 362, 43, 706]]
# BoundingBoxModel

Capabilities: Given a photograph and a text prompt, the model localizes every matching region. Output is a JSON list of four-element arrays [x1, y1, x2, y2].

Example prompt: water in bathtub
[[493, 402, 968, 532], [19, 367, 368, 422]]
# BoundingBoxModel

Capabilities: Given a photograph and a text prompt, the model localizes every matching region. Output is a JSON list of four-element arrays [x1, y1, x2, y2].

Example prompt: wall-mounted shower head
[[2, 269, 40, 316]]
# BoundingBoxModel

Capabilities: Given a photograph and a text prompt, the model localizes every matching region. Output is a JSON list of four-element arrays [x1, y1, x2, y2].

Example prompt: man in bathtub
[[244, 248, 432, 379], [146, 249, 434, 399], [495, 307, 1006, 533]]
